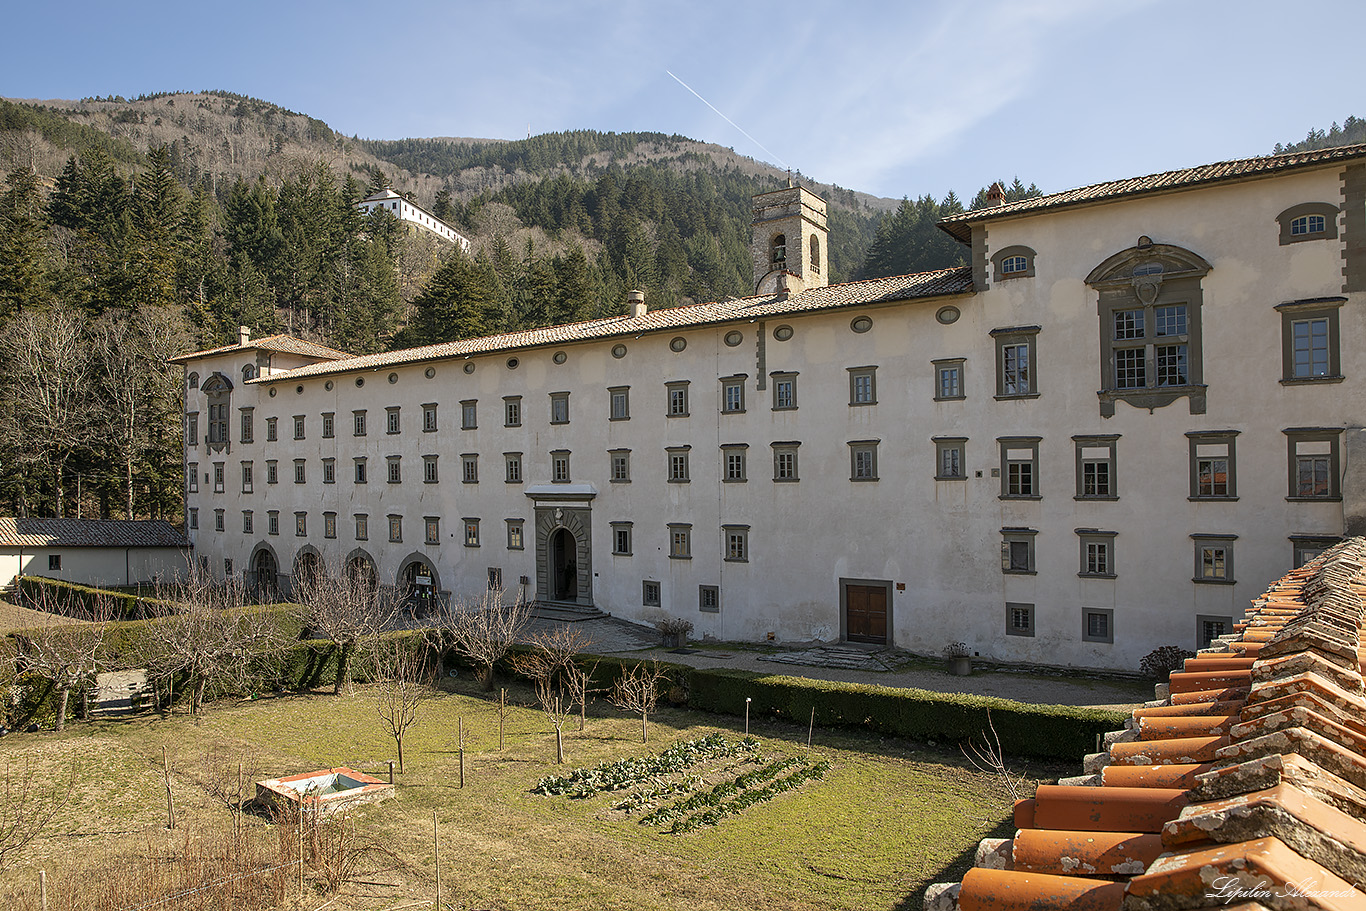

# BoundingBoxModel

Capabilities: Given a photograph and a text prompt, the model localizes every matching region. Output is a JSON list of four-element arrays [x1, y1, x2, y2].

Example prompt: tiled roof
[[938, 142, 1366, 243], [926, 539, 1366, 911], [0, 518, 188, 549], [247, 267, 974, 382], [169, 334, 352, 364]]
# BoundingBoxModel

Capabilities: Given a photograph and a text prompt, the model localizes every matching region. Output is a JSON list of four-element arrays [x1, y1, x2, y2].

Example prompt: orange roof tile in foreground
[[925, 539, 1366, 911]]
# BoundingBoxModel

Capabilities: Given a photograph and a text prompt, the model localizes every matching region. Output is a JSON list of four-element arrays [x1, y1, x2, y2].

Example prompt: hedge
[[16, 575, 172, 620], [684, 668, 1124, 761]]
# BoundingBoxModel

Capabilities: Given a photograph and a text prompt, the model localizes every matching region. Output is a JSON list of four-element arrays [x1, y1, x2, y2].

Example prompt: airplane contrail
[[666, 70, 788, 170]]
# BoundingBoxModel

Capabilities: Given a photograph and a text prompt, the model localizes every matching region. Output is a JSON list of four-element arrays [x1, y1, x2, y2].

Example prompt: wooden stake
[[745, 697, 751, 735], [39, 869, 46, 911], [388, 760, 394, 784], [298, 805, 304, 896], [807, 707, 815, 748], [499, 688, 506, 751], [433, 810, 441, 911], [236, 762, 243, 842], [162, 746, 175, 830], [458, 717, 465, 789]]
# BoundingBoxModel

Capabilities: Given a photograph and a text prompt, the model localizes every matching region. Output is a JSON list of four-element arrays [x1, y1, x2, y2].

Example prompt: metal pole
[[745, 697, 751, 735], [458, 718, 465, 789], [433, 811, 441, 911]]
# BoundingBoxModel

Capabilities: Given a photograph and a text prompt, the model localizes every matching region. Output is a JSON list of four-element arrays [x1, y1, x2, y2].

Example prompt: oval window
[[935, 306, 960, 325], [506, 357, 519, 370], [355, 376, 365, 387], [850, 316, 873, 333], [669, 336, 687, 352], [324, 380, 334, 391], [463, 362, 476, 374], [388, 373, 398, 384], [268, 387, 277, 397], [295, 385, 304, 395], [424, 367, 436, 379], [552, 351, 567, 365], [724, 330, 744, 347], [611, 344, 628, 359], [773, 325, 794, 341]]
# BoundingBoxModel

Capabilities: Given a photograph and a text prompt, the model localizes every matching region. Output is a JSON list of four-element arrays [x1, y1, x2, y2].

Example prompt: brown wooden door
[[845, 584, 887, 644]]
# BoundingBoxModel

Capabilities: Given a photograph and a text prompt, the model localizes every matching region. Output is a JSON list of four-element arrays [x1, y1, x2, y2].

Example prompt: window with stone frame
[[849, 440, 879, 481], [998, 437, 1041, 499], [1074, 435, 1119, 499], [720, 376, 746, 414], [552, 450, 571, 483], [669, 524, 692, 559], [322, 458, 335, 484], [991, 327, 1039, 398], [242, 510, 253, 534], [934, 438, 966, 480], [847, 366, 877, 406], [267, 510, 279, 536], [354, 457, 367, 484], [611, 522, 632, 556], [386, 407, 401, 435], [505, 452, 523, 483], [772, 442, 800, 482], [933, 358, 965, 401], [293, 459, 306, 484], [699, 585, 720, 613], [722, 444, 747, 482], [504, 396, 522, 427], [506, 519, 524, 550], [241, 461, 254, 493], [386, 456, 401, 484], [422, 403, 438, 432], [1082, 608, 1114, 644], [666, 381, 690, 417], [213, 463, 225, 493], [642, 580, 661, 607], [388, 514, 403, 543], [354, 513, 368, 540], [293, 415, 306, 440], [1284, 428, 1342, 500], [214, 509, 225, 532], [771, 372, 798, 410], [609, 386, 630, 421], [463, 518, 480, 547], [610, 449, 631, 483], [189, 508, 198, 529], [1077, 529, 1117, 578], [667, 446, 691, 483], [294, 511, 307, 537], [1087, 242, 1210, 416], [1005, 602, 1035, 637], [1187, 431, 1237, 500], [723, 525, 749, 562], [1197, 614, 1234, 649], [322, 412, 335, 438], [1001, 527, 1037, 574], [1277, 298, 1344, 383], [1291, 536, 1340, 568], [461, 400, 477, 430], [266, 416, 277, 441], [186, 412, 199, 448], [187, 462, 199, 493], [425, 516, 440, 545], [1276, 202, 1339, 246], [324, 512, 337, 539], [991, 245, 1037, 281], [1192, 534, 1236, 584], [240, 408, 254, 443], [353, 410, 366, 436], [461, 453, 478, 484], [549, 392, 570, 424], [266, 460, 278, 485]]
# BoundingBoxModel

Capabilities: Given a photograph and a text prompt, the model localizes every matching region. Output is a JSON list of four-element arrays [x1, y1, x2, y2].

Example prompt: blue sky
[[5, 0, 1365, 202]]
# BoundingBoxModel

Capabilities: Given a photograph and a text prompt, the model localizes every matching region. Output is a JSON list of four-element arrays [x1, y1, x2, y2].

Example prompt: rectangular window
[[386, 407, 401, 435], [1193, 534, 1236, 584], [993, 327, 1039, 397], [934, 438, 966, 480], [1291, 535, 1340, 569], [609, 386, 630, 421], [242, 511, 253, 534], [1285, 429, 1341, 499], [213, 463, 225, 493], [550, 392, 570, 424], [240, 408, 254, 443], [353, 410, 367, 436], [322, 458, 335, 484], [1078, 529, 1117, 578], [504, 397, 521, 427], [1006, 602, 1035, 637], [423, 455, 439, 484], [462, 454, 478, 484], [666, 381, 689, 417], [387, 456, 401, 484], [266, 460, 278, 485], [642, 580, 661, 607], [933, 359, 965, 401], [612, 522, 632, 556], [295, 512, 307, 537], [720, 377, 746, 414], [848, 367, 877, 405], [1197, 614, 1233, 650], [463, 519, 480, 547], [266, 417, 278, 441], [506, 519, 524, 550], [849, 441, 879, 481], [1188, 432, 1238, 499], [771, 372, 797, 410], [189, 507, 198, 530], [354, 457, 367, 484], [699, 585, 720, 613], [1278, 299, 1343, 383], [505, 453, 523, 483], [667, 447, 691, 483], [669, 524, 692, 559], [388, 515, 402, 543], [723, 445, 747, 482], [998, 437, 1041, 499], [488, 567, 503, 591], [610, 449, 631, 483], [186, 413, 199, 448], [355, 514, 368, 541], [322, 412, 334, 438], [187, 462, 199, 493], [267, 511, 279, 536], [1083, 608, 1114, 644], [422, 403, 437, 433], [772, 443, 800, 482], [293, 459, 306, 485], [214, 509, 225, 532], [224, 557, 233, 576], [47, 554, 62, 571], [241, 462, 254, 493], [293, 415, 305, 440], [324, 512, 337, 539], [1074, 436, 1118, 499], [425, 516, 440, 545], [552, 451, 571, 483], [724, 525, 749, 562], [1001, 527, 1037, 574]]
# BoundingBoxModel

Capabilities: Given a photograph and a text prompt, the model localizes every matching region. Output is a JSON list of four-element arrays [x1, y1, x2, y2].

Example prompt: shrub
[[1140, 645, 1195, 681]]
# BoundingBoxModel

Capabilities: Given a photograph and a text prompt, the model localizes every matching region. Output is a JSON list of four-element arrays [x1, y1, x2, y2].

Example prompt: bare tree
[[511, 627, 591, 763], [373, 642, 430, 773], [430, 589, 530, 690], [0, 757, 76, 870], [299, 563, 396, 695], [610, 662, 670, 744], [133, 572, 285, 716], [13, 589, 109, 732]]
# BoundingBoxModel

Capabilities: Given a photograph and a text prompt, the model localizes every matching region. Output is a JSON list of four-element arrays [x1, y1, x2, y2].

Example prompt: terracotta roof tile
[[226, 268, 974, 383], [0, 518, 188, 548], [169, 334, 352, 364], [938, 143, 1366, 243]]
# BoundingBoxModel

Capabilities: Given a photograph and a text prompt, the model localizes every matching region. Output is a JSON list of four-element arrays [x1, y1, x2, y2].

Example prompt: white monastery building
[[174, 144, 1366, 672], [357, 188, 471, 251]]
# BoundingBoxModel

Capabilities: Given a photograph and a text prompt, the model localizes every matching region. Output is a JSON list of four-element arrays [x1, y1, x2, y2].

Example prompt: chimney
[[238, 326, 251, 346], [627, 290, 647, 319], [985, 182, 1006, 208], [775, 272, 791, 301]]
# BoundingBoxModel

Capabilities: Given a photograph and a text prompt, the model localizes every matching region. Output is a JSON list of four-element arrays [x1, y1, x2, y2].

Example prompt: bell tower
[[751, 182, 829, 295]]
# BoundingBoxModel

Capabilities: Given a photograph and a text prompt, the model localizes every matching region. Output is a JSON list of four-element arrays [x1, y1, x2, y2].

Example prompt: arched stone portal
[[549, 528, 578, 601], [527, 487, 595, 605], [292, 546, 322, 600], [344, 549, 378, 601], [249, 544, 279, 601], [396, 553, 440, 618]]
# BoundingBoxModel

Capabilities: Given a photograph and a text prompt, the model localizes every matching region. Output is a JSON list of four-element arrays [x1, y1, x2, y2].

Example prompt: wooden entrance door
[[845, 584, 888, 644]]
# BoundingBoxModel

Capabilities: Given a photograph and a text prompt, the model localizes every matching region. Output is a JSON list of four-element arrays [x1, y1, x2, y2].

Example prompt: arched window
[[188, 372, 199, 390], [810, 235, 821, 274], [771, 234, 786, 266], [1276, 202, 1338, 245], [242, 364, 256, 382]]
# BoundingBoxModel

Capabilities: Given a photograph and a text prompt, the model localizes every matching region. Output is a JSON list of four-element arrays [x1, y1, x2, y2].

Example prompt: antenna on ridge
[[786, 168, 793, 188]]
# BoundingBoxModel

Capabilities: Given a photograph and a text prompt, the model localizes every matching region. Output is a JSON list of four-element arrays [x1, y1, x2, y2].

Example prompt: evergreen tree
[[0, 166, 51, 318], [393, 253, 500, 347], [130, 145, 186, 310]]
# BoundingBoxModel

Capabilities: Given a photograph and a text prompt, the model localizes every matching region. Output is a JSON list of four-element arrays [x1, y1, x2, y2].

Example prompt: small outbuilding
[[0, 518, 190, 591]]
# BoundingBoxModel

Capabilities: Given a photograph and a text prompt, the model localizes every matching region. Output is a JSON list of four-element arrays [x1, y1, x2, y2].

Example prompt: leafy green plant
[[532, 733, 759, 797]]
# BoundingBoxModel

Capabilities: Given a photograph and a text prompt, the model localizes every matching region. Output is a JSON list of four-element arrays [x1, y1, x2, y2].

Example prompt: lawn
[[0, 675, 1069, 911]]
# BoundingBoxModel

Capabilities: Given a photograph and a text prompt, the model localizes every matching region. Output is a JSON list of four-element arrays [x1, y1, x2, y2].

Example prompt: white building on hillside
[[173, 146, 1366, 672], [0, 518, 189, 590], [358, 188, 471, 251]]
